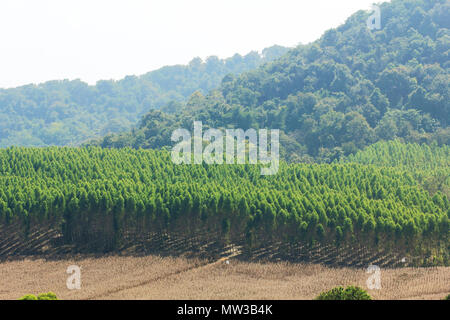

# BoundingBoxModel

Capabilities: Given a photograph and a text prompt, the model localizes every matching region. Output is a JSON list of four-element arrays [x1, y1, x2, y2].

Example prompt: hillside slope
[[96, 0, 449, 162]]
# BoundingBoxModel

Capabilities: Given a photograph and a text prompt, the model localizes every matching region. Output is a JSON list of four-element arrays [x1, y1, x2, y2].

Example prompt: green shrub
[[19, 292, 58, 300], [315, 286, 372, 300], [37, 292, 58, 300], [445, 294, 450, 300], [19, 294, 38, 300]]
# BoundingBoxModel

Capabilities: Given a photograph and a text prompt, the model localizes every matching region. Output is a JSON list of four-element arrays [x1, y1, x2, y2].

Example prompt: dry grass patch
[[0, 255, 448, 300]]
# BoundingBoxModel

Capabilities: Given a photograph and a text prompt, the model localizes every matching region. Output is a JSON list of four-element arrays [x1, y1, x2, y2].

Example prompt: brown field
[[0, 254, 448, 300]]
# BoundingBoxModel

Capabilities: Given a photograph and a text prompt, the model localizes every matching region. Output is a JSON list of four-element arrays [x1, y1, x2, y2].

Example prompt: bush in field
[[19, 294, 38, 300], [37, 292, 58, 300], [315, 286, 372, 300], [19, 292, 58, 300], [445, 294, 450, 300]]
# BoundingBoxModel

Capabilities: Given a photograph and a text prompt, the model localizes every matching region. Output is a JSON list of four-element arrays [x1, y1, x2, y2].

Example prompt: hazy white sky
[[0, 0, 383, 88]]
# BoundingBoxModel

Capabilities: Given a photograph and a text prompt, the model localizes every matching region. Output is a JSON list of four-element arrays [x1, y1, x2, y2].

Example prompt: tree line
[[346, 140, 449, 198]]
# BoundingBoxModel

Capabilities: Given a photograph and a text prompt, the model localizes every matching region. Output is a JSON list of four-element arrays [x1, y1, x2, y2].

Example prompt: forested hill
[[95, 0, 449, 162], [0, 45, 290, 147]]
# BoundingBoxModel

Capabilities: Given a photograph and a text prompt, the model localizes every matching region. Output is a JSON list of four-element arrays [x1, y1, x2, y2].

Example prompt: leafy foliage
[[0, 46, 289, 147], [315, 286, 372, 300], [37, 292, 58, 300], [95, 0, 449, 162], [19, 292, 58, 300], [18, 294, 38, 300]]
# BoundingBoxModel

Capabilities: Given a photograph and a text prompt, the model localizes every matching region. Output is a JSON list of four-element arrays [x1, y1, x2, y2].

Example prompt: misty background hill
[[0, 45, 289, 147]]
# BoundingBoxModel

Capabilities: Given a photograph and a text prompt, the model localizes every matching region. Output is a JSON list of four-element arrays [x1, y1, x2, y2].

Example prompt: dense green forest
[[0, 145, 448, 264], [93, 0, 449, 162], [0, 45, 289, 147]]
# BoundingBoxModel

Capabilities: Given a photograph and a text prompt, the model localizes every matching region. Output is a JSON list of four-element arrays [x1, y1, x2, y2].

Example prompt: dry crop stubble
[[0, 255, 448, 300]]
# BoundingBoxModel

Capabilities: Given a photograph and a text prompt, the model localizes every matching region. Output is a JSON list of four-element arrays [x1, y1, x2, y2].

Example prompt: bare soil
[[0, 255, 448, 300]]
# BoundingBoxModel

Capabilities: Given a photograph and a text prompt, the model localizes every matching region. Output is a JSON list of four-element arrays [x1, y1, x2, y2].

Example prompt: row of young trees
[[0, 146, 447, 261], [347, 140, 449, 170], [347, 140, 449, 199]]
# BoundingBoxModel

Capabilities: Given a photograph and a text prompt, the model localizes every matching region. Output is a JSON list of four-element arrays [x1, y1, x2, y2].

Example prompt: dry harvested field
[[0, 255, 448, 300]]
